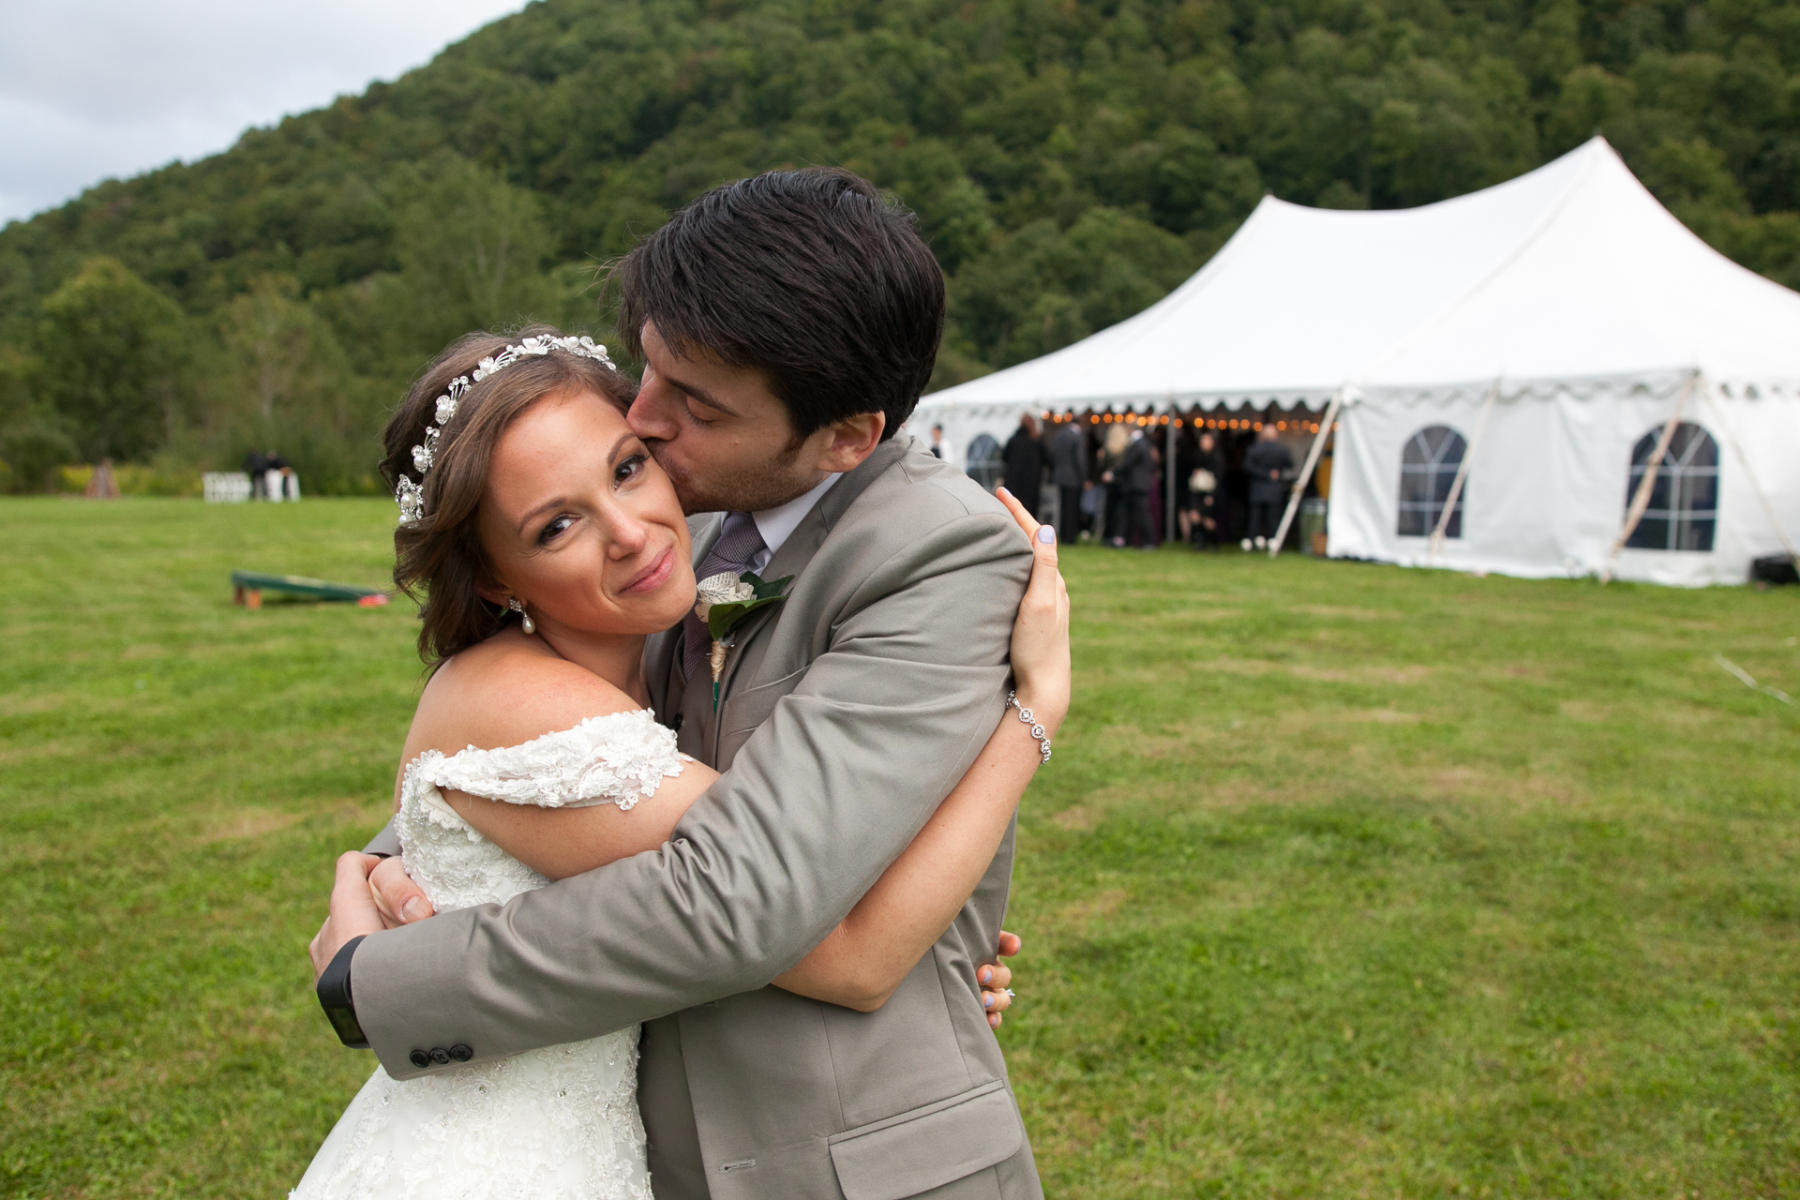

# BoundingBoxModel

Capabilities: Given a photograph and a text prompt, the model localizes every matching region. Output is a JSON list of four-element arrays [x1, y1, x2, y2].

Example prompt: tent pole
[[1428, 377, 1501, 562], [1698, 379, 1800, 574], [1269, 390, 1343, 557], [1602, 370, 1697, 583]]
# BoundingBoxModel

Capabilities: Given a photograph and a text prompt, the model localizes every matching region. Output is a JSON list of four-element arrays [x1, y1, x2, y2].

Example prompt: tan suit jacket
[[353, 439, 1041, 1198]]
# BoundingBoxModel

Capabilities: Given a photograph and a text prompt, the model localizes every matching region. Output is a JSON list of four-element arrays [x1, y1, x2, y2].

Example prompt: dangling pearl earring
[[508, 597, 536, 635]]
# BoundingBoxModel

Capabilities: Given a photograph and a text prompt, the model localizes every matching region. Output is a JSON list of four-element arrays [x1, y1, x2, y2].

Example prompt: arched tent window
[[1397, 425, 1467, 538], [966, 433, 1002, 491], [1625, 423, 1718, 551]]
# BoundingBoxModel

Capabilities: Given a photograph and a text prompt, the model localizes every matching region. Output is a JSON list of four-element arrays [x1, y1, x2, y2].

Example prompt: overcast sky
[[0, 0, 531, 227]]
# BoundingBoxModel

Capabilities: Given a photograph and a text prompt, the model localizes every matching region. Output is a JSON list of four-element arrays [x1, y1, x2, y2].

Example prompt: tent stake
[[1428, 377, 1501, 562], [1602, 370, 1697, 583], [1270, 390, 1344, 556]]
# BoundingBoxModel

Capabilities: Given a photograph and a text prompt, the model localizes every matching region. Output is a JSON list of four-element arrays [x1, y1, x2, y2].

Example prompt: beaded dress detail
[[292, 709, 686, 1200]]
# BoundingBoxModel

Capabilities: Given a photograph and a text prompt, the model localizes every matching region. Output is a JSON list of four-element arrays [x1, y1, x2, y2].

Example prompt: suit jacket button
[[409, 1049, 431, 1069], [450, 1043, 473, 1062], [429, 1047, 451, 1065]]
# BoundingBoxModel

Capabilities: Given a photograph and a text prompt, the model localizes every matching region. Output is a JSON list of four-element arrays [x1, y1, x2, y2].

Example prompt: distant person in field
[[1001, 412, 1046, 519], [303, 170, 1065, 1199], [927, 421, 959, 469], [264, 450, 298, 502], [1046, 412, 1089, 536], [243, 449, 268, 499], [1184, 429, 1223, 550], [1095, 422, 1130, 544], [1101, 424, 1155, 548], [1242, 423, 1294, 551]]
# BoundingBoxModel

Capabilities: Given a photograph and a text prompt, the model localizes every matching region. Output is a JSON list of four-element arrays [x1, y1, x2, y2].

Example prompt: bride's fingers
[[994, 486, 1042, 544]]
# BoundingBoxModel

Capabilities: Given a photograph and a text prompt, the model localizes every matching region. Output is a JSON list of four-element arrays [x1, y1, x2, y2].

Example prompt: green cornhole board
[[231, 571, 389, 609]]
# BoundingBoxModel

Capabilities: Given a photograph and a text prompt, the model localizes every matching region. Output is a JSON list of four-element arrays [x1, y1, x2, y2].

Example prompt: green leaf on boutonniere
[[704, 573, 793, 640]]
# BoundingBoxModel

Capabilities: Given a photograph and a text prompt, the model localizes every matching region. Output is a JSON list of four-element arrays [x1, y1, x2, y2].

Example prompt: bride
[[291, 328, 1069, 1198]]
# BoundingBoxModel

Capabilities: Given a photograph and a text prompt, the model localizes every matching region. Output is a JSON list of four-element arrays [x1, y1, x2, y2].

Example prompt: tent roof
[[920, 137, 1800, 415]]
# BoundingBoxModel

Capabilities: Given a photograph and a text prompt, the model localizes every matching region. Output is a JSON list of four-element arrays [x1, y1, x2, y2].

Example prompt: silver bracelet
[[1006, 690, 1052, 764]]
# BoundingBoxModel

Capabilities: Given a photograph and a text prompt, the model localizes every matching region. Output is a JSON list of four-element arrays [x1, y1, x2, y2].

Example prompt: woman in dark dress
[[1183, 429, 1223, 549]]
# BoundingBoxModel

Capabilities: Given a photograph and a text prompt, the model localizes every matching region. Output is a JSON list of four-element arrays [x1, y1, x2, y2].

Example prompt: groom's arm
[[347, 502, 1029, 1079]]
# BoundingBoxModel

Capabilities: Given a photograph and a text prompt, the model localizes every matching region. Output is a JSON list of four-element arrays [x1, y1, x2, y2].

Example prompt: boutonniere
[[693, 570, 793, 709]]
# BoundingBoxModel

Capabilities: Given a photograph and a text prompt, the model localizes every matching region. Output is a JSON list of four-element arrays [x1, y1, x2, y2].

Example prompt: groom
[[311, 168, 1043, 1198]]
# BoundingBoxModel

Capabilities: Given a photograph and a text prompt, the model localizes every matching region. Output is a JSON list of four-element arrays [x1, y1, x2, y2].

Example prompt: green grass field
[[3, 497, 1796, 1198]]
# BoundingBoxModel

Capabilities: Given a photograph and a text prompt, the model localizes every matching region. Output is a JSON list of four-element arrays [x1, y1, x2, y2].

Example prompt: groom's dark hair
[[614, 167, 944, 441]]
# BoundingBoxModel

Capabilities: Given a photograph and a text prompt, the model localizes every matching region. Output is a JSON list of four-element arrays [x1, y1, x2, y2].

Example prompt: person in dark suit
[[1046, 413, 1088, 536], [243, 449, 268, 499], [1242, 423, 1295, 550], [1001, 413, 1046, 518], [1118, 427, 1156, 548]]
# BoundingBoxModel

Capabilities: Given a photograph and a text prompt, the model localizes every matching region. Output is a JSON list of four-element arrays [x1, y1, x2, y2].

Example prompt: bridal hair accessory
[[508, 596, 536, 635], [1006, 690, 1052, 764], [693, 569, 793, 710], [395, 335, 615, 525]]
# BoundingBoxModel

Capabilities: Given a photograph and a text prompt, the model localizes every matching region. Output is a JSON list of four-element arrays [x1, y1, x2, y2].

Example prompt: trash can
[[1298, 498, 1328, 556]]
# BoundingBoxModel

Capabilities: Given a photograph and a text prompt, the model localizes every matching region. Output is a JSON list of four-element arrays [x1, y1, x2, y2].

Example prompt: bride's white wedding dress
[[292, 709, 687, 1200]]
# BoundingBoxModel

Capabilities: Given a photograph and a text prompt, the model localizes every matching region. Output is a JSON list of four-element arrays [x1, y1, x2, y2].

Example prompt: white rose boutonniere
[[694, 569, 793, 708]]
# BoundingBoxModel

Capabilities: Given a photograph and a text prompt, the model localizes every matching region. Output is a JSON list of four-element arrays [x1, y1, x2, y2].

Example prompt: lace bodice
[[292, 709, 686, 1200], [394, 708, 686, 912]]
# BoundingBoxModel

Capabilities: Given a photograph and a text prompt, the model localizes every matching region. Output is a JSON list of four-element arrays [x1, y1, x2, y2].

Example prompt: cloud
[[0, 0, 527, 225]]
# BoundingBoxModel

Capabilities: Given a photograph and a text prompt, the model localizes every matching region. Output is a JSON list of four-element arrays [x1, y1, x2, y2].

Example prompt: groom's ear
[[808, 411, 886, 475]]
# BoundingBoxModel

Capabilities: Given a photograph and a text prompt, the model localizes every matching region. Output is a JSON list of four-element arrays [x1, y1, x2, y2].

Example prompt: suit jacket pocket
[[827, 1079, 1023, 1200], [716, 666, 806, 762]]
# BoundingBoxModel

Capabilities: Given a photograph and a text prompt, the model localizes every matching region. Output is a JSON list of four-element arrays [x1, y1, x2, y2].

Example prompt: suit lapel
[[713, 441, 910, 700], [649, 513, 722, 732]]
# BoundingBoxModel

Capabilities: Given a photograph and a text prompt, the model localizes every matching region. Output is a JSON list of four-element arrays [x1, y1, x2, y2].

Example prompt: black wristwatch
[[316, 934, 370, 1049]]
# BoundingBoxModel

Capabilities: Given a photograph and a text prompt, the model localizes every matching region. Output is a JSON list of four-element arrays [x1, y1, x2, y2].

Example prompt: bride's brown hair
[[379, 325, 638, 667]]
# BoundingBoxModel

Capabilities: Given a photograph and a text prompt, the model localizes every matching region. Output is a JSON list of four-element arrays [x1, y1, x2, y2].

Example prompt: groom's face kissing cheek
[[628, 320, 871, 516]]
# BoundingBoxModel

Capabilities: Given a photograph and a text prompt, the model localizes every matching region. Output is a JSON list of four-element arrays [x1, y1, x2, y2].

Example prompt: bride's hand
[[995, 487, 1070, 740], [977, 929, 1024, 1030]]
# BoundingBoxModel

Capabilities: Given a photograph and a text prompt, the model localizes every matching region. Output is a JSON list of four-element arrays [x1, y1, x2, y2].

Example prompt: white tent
[[914, 137, 1800, 586]]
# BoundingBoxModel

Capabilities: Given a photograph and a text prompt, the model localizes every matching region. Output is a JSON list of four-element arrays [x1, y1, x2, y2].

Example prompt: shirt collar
[[750, 472, 840, 557]]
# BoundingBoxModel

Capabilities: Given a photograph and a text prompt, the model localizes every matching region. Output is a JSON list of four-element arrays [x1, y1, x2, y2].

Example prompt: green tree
[[36, 256, 188, 462], [389, 154, 558, 347]]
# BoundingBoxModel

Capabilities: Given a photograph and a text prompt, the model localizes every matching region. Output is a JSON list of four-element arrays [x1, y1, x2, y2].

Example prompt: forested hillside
[[3, 0, 1796, 493]]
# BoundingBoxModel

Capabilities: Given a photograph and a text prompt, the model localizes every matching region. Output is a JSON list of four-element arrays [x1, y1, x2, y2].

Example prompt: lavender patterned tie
[[682, 511, 767, 682]]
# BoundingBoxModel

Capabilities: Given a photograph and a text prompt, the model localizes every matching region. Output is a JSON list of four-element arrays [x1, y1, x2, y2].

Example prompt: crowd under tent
[[912, 136, 1800, 587]]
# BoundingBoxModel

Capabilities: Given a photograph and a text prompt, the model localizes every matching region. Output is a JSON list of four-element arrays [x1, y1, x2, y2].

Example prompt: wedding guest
[[1184, 429, 1224, 550], [1119, 425, 1156, 548], [1096, 423, 1130, 545], [1047, 412, 1088, 536], [928, 422, 959, 469], [244, 449, 268, 499], [1242, 423, 1294, 551], [1001, 413, 1046, 518]]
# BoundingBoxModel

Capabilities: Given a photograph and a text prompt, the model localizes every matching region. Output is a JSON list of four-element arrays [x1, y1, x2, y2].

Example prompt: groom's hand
[[308, 852, 387, 982], [368, 855, 437, 928]]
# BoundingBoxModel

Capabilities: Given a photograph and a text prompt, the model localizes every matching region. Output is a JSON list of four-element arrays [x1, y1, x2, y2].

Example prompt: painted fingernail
[[980, 967, 993, 983], [984, 994, 995, 1008], [1037, 525, 1056, 544]]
